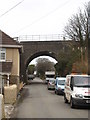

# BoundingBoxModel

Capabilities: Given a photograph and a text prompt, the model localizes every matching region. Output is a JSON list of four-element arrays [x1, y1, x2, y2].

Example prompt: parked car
[[64, 74, 90, 108], [47, 78, 56, 90], [28, 74, 35, 80], [55, 77, 66, 95]]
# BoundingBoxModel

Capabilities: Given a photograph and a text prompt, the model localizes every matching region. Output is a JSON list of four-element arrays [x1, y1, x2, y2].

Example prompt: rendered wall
[[4, 85, 17, 104], [6, 48, 20, 76]]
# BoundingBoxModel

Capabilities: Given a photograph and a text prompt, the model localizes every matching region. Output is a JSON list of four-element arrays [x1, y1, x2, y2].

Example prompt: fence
[[18, 34, 70, 41]]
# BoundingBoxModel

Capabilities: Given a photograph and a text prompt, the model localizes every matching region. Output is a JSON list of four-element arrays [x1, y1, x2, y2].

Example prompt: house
[[0, 30, 22, 86]]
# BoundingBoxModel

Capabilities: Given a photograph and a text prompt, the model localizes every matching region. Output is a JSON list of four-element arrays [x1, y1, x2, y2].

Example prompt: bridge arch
[[20, 40, 77, 82], [26, 51, 57, 69]]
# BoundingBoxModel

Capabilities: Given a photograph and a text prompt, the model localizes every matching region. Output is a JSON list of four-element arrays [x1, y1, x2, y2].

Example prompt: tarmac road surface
[[12, 77, 89, 119]]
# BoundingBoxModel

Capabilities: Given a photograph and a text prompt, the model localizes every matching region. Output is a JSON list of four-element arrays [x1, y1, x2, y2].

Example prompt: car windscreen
[[58, 80, 65, 85], [72, 76, 90, 87], [46, 75, 55, 78]]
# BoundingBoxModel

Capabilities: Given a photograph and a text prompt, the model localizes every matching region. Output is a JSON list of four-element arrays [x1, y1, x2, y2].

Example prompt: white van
[[64, 74, 90, 108], [45, 71, 55, 84]]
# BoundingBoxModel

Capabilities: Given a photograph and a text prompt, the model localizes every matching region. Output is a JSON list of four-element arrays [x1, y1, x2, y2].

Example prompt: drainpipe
[[7, 74, 9, 86]]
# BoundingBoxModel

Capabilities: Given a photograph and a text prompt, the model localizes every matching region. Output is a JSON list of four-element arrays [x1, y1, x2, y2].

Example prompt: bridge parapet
[[18, 34, 70, 41]]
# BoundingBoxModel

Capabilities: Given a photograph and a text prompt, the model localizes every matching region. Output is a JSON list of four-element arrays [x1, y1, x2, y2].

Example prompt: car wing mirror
[[70, 83, 73, 90]]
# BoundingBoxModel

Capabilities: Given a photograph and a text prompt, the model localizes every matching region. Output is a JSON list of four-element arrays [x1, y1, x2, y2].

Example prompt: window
[[73, 76, 90, 87], [0, 48, 6, 61]]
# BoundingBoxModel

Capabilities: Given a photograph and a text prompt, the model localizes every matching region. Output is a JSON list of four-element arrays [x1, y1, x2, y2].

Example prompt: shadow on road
[[27, 81, 45, 85], [27, 77, 45, 85], [17, 87, 31, 104]]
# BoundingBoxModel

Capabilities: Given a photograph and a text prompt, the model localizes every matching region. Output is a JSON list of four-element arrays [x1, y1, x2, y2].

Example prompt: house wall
[[6, 48, 20, 76]]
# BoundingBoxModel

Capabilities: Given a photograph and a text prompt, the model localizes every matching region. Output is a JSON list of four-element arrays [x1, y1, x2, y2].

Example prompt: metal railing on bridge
[[18, 34, 70, 41]]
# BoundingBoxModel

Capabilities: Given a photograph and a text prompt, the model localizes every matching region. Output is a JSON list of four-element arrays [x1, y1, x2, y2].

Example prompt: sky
[[0, 0, 89, 64], [30, 56, 57, 65], [0, 0, 90, 39]]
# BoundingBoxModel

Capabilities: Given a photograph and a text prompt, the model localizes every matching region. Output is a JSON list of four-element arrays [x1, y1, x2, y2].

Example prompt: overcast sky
[[0, 0, 89, 39]]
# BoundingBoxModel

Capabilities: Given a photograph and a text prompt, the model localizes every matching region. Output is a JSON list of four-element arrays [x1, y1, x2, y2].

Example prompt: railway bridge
[[19, 35, 77, 82]]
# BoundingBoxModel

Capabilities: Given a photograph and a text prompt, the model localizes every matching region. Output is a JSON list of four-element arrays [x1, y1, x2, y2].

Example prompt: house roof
[[0, 30, 21, 47]]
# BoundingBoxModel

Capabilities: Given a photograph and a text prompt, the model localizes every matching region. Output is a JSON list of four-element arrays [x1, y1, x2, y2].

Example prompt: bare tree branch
[[64, 4, 88, 47]]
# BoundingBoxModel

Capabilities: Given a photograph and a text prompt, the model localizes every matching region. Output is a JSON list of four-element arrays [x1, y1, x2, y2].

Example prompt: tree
[[55, 59, 68, 77], [36, 58, 55, 78], [88, 2, 90, 74], [27, 64, 35, 74], [63, 3, 89, 74], [55, 48, 72, 76], [54, 48, 83, 76], [64, 5, 88, 47]]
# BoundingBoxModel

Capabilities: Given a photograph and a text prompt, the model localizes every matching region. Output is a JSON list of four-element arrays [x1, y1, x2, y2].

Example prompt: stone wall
[[4, 85, 17, 104]]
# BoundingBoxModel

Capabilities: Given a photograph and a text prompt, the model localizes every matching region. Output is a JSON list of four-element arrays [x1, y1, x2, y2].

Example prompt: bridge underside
[[25, 51, 57, 69]]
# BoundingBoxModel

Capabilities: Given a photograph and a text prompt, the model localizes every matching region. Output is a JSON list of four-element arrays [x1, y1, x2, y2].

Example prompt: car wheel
[[55, 90, 56, 94], [70, 97, 75, 108], [48, 87, 50, 90], [56, 90, 58, 95], [64, 94, 68, 103]]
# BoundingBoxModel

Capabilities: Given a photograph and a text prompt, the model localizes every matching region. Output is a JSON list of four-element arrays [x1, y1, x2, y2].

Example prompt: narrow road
[[12, 78, 89, 119]]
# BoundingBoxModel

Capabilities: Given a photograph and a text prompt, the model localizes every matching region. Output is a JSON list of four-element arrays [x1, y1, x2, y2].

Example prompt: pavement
[[5, 104, 15, 118], [4, 78, 44, 118]]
